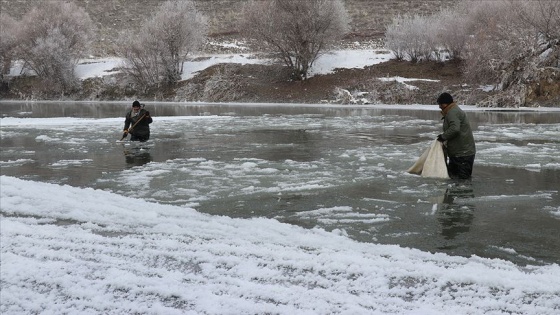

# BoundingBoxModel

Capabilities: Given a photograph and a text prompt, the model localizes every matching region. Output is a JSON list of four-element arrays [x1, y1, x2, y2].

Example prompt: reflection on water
[[124, 147, 153, 168], [2, 101, 560, 124], [438, 184, 476, 242], [119, 141, 155, 168]]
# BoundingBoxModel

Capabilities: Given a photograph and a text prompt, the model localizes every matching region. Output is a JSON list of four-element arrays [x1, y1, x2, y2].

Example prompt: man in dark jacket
[[123, 100, 152, 142], [436, 93, 476, 179]]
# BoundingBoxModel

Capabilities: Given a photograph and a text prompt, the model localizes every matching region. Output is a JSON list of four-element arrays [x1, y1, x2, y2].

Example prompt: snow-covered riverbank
[[2, 175, 559, 314]]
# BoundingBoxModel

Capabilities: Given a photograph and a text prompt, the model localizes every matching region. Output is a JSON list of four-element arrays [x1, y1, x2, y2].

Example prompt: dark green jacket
[[124, 109, 152, 138], [441, 104, 476, 157]]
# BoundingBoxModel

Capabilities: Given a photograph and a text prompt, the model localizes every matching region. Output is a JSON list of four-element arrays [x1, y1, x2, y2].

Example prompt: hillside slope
[[2, 0, 557, 107], [1, 0, 456, 55]]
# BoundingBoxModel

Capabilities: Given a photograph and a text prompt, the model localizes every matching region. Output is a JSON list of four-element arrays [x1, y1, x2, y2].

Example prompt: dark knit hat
[[132, 100, 141, 107], [437, 93, 453, 105]]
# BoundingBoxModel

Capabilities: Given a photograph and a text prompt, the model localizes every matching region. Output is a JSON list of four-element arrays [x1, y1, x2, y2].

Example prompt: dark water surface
[[1, 101, 559, 266]]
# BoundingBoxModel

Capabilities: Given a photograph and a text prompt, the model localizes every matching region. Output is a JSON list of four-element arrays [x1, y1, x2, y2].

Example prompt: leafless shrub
[[385, 15, 439, 62], [432, 8, 472, 60], [203, 66, 247, 102], [117, 0, 207, 89], [241, 0, 349, 80], [16, 1, 94, 91], [386, 9, 471, 63], [384, 21, 406, 61], [117, 31, 161, 90]]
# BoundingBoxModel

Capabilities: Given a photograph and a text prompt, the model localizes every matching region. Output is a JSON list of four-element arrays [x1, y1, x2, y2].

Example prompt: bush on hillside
[[385, 10, 471, 63], [117, 0, 208, 89], [385, 15, 432, 62], [15, 1, 95, 92], [241, 0, 350, 81]]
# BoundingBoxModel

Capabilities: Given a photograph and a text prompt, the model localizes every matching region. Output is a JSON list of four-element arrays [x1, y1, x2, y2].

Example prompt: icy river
[[1, 101, 559, 268]]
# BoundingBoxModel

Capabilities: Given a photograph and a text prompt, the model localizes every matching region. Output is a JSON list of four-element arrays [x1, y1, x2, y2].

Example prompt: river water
[[1, 101, 559, 266]]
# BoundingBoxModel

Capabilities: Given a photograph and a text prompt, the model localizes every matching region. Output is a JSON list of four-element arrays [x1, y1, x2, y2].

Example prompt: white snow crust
[[1, 176, 559, 314]]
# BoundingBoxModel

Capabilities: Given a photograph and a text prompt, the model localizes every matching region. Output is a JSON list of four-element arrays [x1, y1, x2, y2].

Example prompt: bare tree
[[383, 0, 560, 107], [118, 0, 207, 88], [16, 1, 94, 91], [118, 31, 162, 89], [511, 0, 560, 41], [460, 0, 542, 84], [0, 13, 18, 80], [242, 0, 349, 80]]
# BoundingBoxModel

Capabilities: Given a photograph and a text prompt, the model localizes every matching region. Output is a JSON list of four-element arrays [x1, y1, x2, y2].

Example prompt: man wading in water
[[436, 93, 476, 179], [123, 100, 152, 142]]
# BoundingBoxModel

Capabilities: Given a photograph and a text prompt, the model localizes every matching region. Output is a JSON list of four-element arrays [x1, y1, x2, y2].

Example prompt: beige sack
[[407, 140, 450, 179]]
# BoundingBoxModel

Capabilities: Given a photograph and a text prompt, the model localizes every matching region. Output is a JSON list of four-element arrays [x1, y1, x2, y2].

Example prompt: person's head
[[132, 100, 141, 112], [437, 92, 453, 110]]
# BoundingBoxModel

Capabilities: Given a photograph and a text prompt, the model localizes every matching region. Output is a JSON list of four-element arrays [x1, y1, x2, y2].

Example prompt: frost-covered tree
[[242, 0, 349, 80], [385, 10, 470, 62], [382, 0, 559, 106], [384, 17, 407, 61], [512, 0, 560, 41], [460, 0, 560, 106], [459, 1, 516, 84], [16, 1, 94, 90], [0, 13, 18, 80], [386, 15, 434, 62], [118, 0, 207, 88], [459, 0, 559, 84], [432, 8, 472, 60]]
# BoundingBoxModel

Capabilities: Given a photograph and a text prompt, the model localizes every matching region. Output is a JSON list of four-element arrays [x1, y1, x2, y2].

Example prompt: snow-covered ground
[[68, 49, 395, 81], [2, 50, 560, 314]]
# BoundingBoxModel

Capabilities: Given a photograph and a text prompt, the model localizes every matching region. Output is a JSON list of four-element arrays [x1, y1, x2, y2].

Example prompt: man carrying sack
[[436, 92, 476, 180]]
